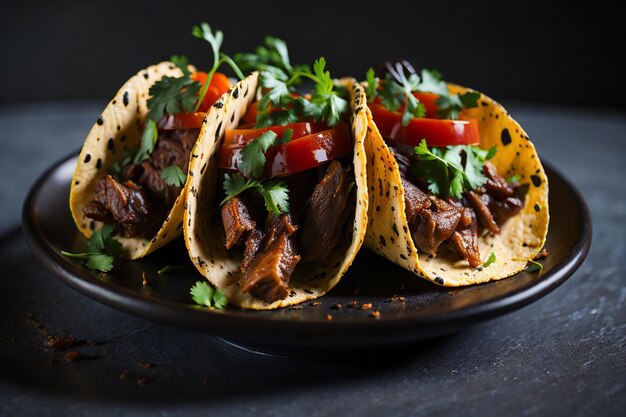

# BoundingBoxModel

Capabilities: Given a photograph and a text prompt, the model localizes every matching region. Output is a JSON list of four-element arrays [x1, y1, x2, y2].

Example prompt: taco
[[184, 43, 368, 309], [69, 24, 240, 260], [362, 60, 549, 286]]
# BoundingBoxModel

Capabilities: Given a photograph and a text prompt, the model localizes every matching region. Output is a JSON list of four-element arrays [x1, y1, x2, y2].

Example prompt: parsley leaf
[[281, 128, 294, 144], [190, 281, 228, 309], [191, 23, 222, 69], [62, 224, 122, 273], [222, 173, 290, 216], [412, 139, 497, 199], [483, 252, 496, 268], [239, 130, 280, 178], [161, 165, 187, 187]]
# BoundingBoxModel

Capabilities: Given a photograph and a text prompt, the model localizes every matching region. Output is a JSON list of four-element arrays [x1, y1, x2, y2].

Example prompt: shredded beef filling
[[220, 160, 354, 303], [83, 128, 199, 238], [398, 153, 524, 266]]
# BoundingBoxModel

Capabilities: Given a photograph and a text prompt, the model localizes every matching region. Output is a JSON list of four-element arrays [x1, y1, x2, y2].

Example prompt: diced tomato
[[218, 123, 352, 177], [158, 112, 206, 130], [191, 71, 231, 112], [369, 103, 480, 147], [223, 122, 328, 146]]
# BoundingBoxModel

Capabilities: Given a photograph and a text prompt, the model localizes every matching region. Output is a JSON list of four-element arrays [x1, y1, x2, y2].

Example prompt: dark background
[[1, 0, 623, 107]]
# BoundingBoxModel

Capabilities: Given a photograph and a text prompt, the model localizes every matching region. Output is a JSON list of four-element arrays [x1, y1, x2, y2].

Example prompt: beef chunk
[[488, 196, 524, 225], [240, 233, 300, 303], [389, 146, 412, 177], [413, 197, 462, 255], [467, 191, 500, 234], [299, 161, 352, 262], [221, 196, 256, 249], [84, 175, 162, 238], [82, 200, 114, 223], [241, 228, 264, 272], [402, 177, 430, 231], [83, 128, 199, 238], [483, 161, 514, 199], [240, 213, 300, 303], [449, 208, 481, 267]]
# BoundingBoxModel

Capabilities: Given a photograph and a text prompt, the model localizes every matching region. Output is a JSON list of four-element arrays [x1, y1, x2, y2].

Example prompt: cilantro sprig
[[191, 23, 244, 111], [412, 139, 497, 199], [61, 224, 122, 272], [222, 173, 290, 216], [235, 39, 348, 128], [365, 65, 481, 123], [161, 165, 187, 187], [190, 281, 228, 309]]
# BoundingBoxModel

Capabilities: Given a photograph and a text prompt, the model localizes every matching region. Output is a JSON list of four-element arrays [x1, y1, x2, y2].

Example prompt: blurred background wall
[[1, 0, 622, 107]]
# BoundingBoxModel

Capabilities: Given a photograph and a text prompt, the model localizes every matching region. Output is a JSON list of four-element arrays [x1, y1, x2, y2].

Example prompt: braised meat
[[87, 175, 162, 237], [402, 177, 430, 230], [299, 161, 351, 262], [483, 161, 514, 199], [449, 208, 481, 267], [390, 148, 526, 267], [83, 128, 198, 238], [221, 196, 257, 249], [240, 213, 300, 303], [413, 197, 462, 255], [467, 191, 500, 234]]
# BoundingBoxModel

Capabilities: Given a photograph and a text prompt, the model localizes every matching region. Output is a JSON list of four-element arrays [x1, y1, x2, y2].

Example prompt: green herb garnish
[[157, 264, 190, 275], [239, 130, 280, 179], [412, 139, 496, 199], [507, 174, 521, 184], [366, 66, 480, 122], [190, 281, 228, 309], [161, 165, 187, 187], [483, 252, 496, 268], [222, 173, 289, 216], [61, 224, 122, 272]]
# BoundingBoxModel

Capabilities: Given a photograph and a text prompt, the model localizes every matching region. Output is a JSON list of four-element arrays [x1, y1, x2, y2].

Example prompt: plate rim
[[21, 151, 592, 342]]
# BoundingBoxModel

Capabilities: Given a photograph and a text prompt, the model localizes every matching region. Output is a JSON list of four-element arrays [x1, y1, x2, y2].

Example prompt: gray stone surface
[[0, 101, 624, 416]]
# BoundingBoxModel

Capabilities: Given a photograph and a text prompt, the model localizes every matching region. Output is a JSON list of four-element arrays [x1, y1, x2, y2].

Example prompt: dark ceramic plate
[[22, 153, 591, 356]]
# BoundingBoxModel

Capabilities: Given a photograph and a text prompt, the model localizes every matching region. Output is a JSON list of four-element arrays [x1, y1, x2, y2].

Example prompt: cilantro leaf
[[507, 174, 521, 184], [412, 139, 497, 199], [134, 119, 158, 163], [170, 54, 191, 77], [281, 128, 293, 144], [147, 76, 200, 123], [483, 252, 496, 268], [259, 179, 290, 215], [221, 173, 290, 216], [221, 173, 259, 204], [239, 130, 279, 178], [190, 281, 228, 309], [62, 224, 122, 273], [191, 23, 223, 69], [161, 165, 187, 187], [85, 253, 115, 272], [365, 67, 379, 102], [525, 259, 544, 273]]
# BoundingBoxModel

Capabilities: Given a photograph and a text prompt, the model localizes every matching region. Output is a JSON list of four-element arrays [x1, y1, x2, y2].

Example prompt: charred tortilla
[[363, 83, 549, 286], [184, 74, 369, 309], [70, 61, 205, 259]]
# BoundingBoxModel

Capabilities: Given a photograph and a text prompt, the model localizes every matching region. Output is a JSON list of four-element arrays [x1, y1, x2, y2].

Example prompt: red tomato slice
[[369, 103, 480, 147], [223, 122, 328, 146], [377, 92, 440, 119], [218, 123, 352, 177], [242, 101, 258, 125], [191, 71, 231, 112], [158, 112, 206, 130]]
